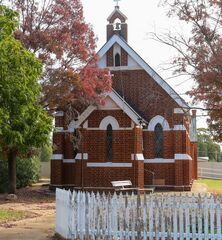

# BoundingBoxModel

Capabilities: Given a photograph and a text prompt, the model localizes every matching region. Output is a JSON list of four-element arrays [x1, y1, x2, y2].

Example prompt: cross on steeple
[[114, 0, 121, 7]]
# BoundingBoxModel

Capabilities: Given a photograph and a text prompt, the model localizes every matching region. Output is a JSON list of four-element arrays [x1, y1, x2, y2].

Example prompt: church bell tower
[[107, 5, 128, 42]]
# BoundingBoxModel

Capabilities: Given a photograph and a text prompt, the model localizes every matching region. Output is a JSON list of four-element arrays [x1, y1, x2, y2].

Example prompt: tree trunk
[[8, 150, 17, 194]]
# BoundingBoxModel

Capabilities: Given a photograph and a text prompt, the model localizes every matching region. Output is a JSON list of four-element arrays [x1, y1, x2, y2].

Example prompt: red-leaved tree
[[151, 0, 222, 141], [8, 0, 112, 113]]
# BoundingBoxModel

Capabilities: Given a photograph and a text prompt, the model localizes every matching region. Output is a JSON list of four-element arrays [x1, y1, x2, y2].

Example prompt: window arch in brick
[[99, 116, 119, 130], [106, 124, 113, 162], [154, 123, 163, 158], [147, 115, 170, 131]]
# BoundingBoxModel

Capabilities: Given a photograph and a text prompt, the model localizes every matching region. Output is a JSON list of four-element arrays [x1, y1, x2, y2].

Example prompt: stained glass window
[[154, 123, 163, 158], [106, 124, 113, 162], [115, 53, 121, 66]]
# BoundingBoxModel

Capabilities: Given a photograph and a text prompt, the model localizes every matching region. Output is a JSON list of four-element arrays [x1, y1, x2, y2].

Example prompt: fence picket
[[96, 192, 101, 239], [80, 192, 85, 240], [167, 194, 172, 240], [131, 192, 136, 240], [85, 192, 89, 239], [204, 194, 209, 240], [161, 194, 166, 240], [198, 194, 203, 240], [125, 193, 130, 240], [91, 192, 96, 239], [113, 192, 118, 240], [173, 194, 178, 240], [71, 191, 77, 239], [102, 192, 107, 239], [210, 195, 215, 240], [77, 191, 81, 238], [191, 194, 196, 240], [107, 193, 112, 240], [155, 195, 160, 240], [185, 194, 190, 240], [55, 190, 222, 240], [120, 193, 125, 240], [137, 192, 141, 239], [179, 194, 184, 240], [149, 194, 154, 240], [143, 193, 147, 240], [216, 196, 222, 240]]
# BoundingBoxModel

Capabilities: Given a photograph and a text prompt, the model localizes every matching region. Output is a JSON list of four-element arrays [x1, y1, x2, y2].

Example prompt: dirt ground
[[0, 184, 56, 240]]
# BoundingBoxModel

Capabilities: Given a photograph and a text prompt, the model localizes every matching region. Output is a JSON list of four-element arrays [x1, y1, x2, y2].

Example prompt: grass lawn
[[198, 179, 222, 189], [0, 209, 30, 222]]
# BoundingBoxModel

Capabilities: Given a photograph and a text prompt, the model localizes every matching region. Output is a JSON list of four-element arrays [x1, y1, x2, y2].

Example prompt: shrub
[[40, 145, 52, 162], [0, 156, 40, 193]]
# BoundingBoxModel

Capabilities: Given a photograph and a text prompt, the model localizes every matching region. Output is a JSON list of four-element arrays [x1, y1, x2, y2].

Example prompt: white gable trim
[[147, 115, 170, 131], [98, 35, 189, 109], [108, 91, 141, 125], [76, 105, 97, 128], [99, 116, 120, 130], [75, 90, 143, 129]]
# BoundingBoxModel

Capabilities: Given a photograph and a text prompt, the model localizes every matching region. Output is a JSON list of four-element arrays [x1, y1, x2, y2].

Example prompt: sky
[[81, 0, 208, 128]]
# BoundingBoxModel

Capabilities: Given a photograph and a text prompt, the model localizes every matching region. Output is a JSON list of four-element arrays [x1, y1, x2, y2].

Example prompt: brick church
[[51, 5, 197, 191]]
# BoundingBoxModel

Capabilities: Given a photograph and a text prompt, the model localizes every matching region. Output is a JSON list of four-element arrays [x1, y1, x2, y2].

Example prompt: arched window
[[154, 123, 163, 158], [115, 53, 121, 67], [106, 124, 113, 162]]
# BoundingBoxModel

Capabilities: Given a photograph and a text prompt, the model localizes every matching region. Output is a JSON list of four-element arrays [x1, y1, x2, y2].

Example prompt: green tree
[[0, 5, 52, 194], [197, 128, 222, 162]]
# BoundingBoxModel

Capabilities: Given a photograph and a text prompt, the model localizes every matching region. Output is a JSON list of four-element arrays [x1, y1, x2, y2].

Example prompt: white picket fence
[[56, 188, 222, 239]]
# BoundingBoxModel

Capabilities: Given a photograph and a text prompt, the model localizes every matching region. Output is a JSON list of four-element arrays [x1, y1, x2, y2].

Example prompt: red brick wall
[[121, 47, 128, 66], [144, 163, 175, 186], [51, 160, 63, 185], [53, 133, 64, 154], [107, 47, 114, 67], [88, 110, 131, 128], [85, 130, 134, 163], [112, 70, 178, 123], [143, 131, 174, 159], [84, 167, 133, 187]]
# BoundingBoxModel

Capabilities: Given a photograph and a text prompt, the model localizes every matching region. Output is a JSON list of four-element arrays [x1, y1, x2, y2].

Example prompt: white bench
[[111, 180, 134, 191], [111, 180, 155, 193]]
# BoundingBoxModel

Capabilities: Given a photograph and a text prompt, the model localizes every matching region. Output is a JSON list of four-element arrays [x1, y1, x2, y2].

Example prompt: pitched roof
[[98, 34, 189, 109], [76, 89, 146, 127], [107, 7, 128, 22]]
